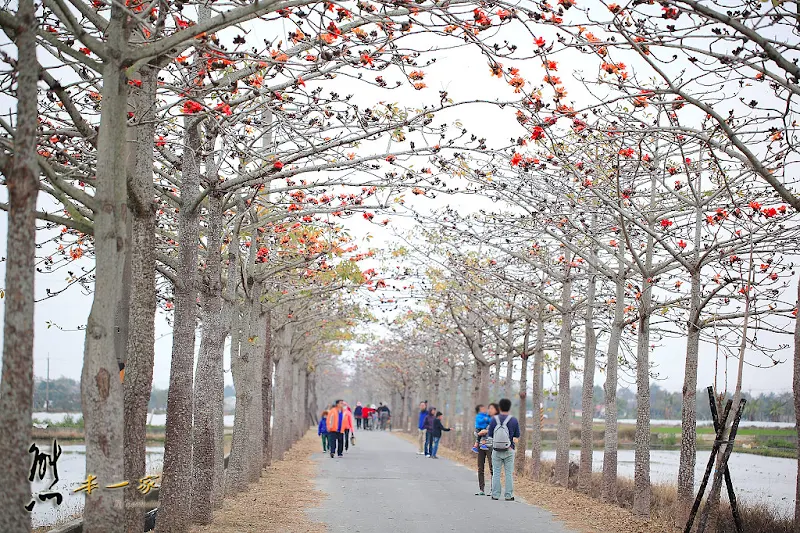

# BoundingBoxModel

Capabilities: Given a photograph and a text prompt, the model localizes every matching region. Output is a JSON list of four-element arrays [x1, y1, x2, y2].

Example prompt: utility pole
[[45, 353, 50, 412]]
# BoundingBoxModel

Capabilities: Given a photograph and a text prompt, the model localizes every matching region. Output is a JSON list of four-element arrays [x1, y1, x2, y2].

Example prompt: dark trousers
[[356, 418, 362, 429], [328, 431, 344, 456], [344, 429, 350, 451], [424, 430, 435, 456], [477, 447, 493, 491]]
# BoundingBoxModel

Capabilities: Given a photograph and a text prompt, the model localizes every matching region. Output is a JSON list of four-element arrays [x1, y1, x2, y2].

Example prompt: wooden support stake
[[708, 388, 744, 533], [683, 396, 733, 533], [696, 397, 747, 533]]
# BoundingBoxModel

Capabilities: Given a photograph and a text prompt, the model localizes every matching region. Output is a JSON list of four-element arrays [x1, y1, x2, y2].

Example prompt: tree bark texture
[[794, 276, 800, 532], [190, 190, 224, 525], [515, 320, 530, 475], [0, 2, 38, 529], [262, 311, 273, 468], [677, 268, 701, 522], [602, 274, 624, 502], [123, 64, 157, 533], [157, 115, 202, 533], [531, 306, 545, 481], [81, 8, 129, 530], [555, 260, 573, 487], [578, 264, 597, 492]]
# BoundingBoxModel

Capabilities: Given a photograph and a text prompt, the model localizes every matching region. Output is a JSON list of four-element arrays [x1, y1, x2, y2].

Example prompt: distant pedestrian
[[475, 403, 498, 496], [370, 404, 379, 430], [354, 402, 363, 429], [378, 402, 391, 431], [486, 398, 520, 501], [429, 412, 450, 458], [318, 410, 329, 452], [361, 404, 373, 430], [326, 400, 346, 458], [416, 401, 428, 455], [343, 402, 355, 451], [423, 407, 437, 457]]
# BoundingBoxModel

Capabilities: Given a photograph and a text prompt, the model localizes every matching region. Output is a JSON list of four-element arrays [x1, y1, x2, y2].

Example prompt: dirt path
[[191, 432, 326, 533]]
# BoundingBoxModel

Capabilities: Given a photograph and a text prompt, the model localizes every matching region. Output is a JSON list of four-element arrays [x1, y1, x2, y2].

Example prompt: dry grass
[[191, 431, 326, 533]]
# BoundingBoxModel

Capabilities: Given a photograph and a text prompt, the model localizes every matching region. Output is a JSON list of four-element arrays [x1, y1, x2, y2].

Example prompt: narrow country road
[[308, 431, 577, 533]]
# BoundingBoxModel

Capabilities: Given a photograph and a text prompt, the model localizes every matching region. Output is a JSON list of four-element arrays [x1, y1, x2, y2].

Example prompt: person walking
[[318, 410, 329, 452], [378, 402, 391, 431], [423, 407, 437, 457], [416, 401, 428, 455], [342, 402, 355, 452], [475, 403, 498, 496], [429, 411, 450, 458], [354, 402, 363, 430], [486, 398, 520, 501], [326, 400, 346, 458], [361, 404, 373, 430], [370, 404, 379, 430]]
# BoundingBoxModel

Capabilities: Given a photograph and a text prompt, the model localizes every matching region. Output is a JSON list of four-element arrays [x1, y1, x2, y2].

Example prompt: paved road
[[308, 431, 576, 533]]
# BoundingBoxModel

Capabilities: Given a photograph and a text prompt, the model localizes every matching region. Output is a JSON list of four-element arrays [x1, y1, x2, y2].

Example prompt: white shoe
[[416, 452, 424, 455]]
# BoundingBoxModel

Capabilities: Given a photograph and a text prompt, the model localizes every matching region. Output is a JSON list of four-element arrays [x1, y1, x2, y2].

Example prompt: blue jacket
[[318, 418, 327, 435], [418, 410, 428, 430], [475, 412, 491, 431]]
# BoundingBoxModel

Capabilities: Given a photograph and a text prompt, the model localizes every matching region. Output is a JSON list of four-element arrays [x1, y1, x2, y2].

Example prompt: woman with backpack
[[484, 398, 520, 501]]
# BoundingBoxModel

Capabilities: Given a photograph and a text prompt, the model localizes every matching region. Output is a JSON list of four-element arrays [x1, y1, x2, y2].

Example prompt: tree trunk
[[246, 301, 265, 483], [447, 367, 458, 446], [190, 190, 224, 525], [225, 296, 253, 496], [157, 114, 202, 533], [476, 359, 490, 405], [578, 263, 597, 492], [555, 260, 573, 487], [794, 276, 800, 532], [82, 10, 129, 530], [214, 246, 239, 509], [504, 309, 515, 399], [0, 2, 38, 529], [262, 311, 273, 468], [531, 305, 545, 481], [516, 319, 531, 475], [633, 293, 653, 518], [602, 274, 624, 502], [677, 268, 702, 522], [123, 64, 157, 533]]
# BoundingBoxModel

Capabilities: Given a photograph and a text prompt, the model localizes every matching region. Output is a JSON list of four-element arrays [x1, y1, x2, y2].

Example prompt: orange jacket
[[327, 408, 345, 432], [342, 409, 354, 432]]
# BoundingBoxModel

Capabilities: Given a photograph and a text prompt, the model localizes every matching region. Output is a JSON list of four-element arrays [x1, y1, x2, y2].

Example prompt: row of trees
[[1, 0, 799, 531]]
